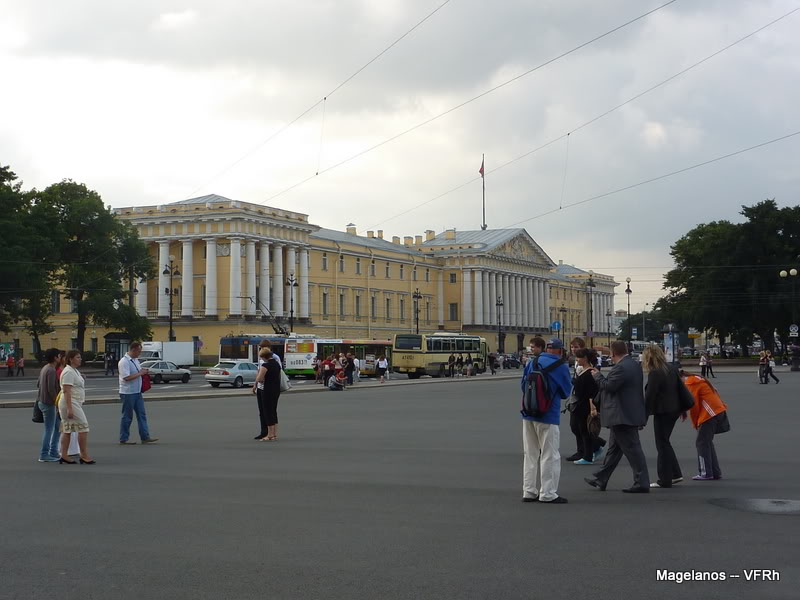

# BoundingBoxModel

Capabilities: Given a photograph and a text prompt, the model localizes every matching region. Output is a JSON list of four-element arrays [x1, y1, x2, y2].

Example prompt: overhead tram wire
[[502, 129, 800, 229], [363, 5, 800, 231], [182, 0, 454, 199], [262, 0, 680, 205]]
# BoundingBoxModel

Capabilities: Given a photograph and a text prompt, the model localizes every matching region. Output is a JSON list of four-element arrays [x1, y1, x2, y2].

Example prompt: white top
[[377, 358, 388, 369], [119, 354, 143, 394], [352, 358, 359, 370], [60, 366, 86, 405]]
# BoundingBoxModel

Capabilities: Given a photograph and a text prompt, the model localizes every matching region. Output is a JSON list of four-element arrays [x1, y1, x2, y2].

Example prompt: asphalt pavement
[[1, 372, 797, 599]]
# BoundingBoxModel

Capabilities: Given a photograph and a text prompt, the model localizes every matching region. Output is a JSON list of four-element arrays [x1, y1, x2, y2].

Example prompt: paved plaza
[[2, 372, 798, 599]]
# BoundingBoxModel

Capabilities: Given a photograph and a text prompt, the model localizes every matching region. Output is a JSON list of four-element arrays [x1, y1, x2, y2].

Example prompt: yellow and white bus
[[391, 332, 488, 378]]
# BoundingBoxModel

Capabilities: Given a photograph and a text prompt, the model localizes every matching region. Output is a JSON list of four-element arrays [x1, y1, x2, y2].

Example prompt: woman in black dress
[[569, 348, 601, 465], [254, 349, 282, 441]]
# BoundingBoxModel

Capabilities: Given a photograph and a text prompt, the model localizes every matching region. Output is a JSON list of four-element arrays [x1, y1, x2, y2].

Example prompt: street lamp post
[[286, 273, 299, 333], [412, 288, 423, 335], [642, 302, 649, 342], [559, 304, 568, 343], [779, 266, 799, 371], [162, 256, 181, 342], [495, 296, 504, 353], [606, 309, 612, 348], [625, 277, 632, 350], [586, 271, 596, 348]]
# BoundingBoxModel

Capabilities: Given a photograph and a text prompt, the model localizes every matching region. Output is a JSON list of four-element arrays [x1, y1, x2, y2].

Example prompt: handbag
[[32, 401, 44, 423], [714, 411, 731, 434], [141, 374, 152, 393], [587, 413, 601, 437], [279, 369, 291, 392]]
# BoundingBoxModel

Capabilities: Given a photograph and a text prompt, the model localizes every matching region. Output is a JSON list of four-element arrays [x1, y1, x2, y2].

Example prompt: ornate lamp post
[[779, 266, 799, 371], [586, 270, 596, 348], [162, 256, 181, 342], [559, 304, 568, 343], [412, 288, 423, 335], [606, 309, 612, 348], [286, 273, 299, 333], [625, 277, 632, 350], [495, 296, 504, 353]]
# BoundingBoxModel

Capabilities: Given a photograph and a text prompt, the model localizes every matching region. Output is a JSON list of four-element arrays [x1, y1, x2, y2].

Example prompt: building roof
[[424, 228, 556, 267], [310, 228, 421, 256], [555, 263, 589, 276], [168, 194, 237, 205]]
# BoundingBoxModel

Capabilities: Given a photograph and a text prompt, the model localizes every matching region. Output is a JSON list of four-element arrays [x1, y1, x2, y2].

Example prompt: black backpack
[[522, 356, 565, 418]]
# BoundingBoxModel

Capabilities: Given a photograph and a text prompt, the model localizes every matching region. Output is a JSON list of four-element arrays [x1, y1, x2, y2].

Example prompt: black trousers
[[256, 388, 269, 436], [766, 366, 779, 383], [696, 415, 723, 478], [653, 411, 683, 486], [264, 390, 280, 426], [570, 404, 606, 461], [706, 364, 715, 378], [593, 425, 650, 489]]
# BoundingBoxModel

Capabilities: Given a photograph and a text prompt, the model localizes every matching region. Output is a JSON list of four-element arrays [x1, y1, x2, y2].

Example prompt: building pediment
[[489, 233, 555, 268]]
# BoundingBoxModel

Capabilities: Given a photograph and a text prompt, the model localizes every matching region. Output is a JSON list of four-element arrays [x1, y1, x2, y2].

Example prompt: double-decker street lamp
[[286, 273, 299, 333], [625, 277, 632, 349], [780, 265, 799, 371], [412, 288, 423, 334], [162, 256, 181, 342], [495, 296, 504, 353]]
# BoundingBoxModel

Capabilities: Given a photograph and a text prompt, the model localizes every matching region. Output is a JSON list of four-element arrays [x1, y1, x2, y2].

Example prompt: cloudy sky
[[2, 0, 799, 311]]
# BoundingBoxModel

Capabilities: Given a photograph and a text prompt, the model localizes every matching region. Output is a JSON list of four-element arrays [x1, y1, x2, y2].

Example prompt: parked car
[[205, 361, 259, 388], [139, 361, 192, 384], [503, 355, 521, 369]]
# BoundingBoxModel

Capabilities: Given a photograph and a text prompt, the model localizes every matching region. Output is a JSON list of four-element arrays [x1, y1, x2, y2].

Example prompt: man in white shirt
[[118, 341, 158, 445]]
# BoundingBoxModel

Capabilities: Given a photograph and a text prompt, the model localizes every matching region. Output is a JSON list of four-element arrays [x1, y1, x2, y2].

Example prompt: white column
[[437, 270, 445, 326], [245, 240, 256, 316], [544, 281, 551, 332], [229, 238, 242, 316], [285, 246, 297, 314], [509, 276, 518, 327], [158, 241, 170, 318], [204, 238, 217, 317], [527, 278, 535, 328], [272, 245, 284, 317], [488, 272, 496, 326], [516, 276, 523, 328], [259, 243, 270, 316], [181, 240, 194, 317], [473, 270, 483, 326], [482, 271, 490, 325], [299, 248, 309, 318], [521, 277, 529, 328], [462, 269, 472, 325], [535, 279, 543, 328], [136, 278, 148, 315], [502, 274, 510, 327]]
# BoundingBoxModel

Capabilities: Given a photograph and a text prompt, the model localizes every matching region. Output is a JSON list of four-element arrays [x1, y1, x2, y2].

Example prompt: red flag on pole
[[479, 157, 484, 177]]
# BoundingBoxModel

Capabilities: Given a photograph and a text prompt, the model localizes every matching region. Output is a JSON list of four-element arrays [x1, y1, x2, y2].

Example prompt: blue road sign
[[552, 321, 561, 331]]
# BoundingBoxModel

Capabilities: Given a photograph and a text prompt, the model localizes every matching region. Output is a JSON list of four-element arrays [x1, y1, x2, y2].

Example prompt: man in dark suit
[[584, 341, 651, 493]]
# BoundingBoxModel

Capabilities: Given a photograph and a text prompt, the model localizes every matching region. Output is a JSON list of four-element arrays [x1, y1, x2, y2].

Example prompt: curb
[[0, 372, 522, 409]]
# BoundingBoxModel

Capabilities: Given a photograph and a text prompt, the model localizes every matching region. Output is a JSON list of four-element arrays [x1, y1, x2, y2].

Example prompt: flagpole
[[481, 153, 487, 230]]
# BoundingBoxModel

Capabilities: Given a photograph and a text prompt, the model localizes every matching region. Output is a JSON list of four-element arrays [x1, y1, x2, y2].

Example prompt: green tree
[[617, 310, 671, 343]]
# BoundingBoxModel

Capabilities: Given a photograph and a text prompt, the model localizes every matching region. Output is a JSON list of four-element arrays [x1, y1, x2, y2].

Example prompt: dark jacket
[[645, 365, 681, 416], [37, 363, 60, 405], [573, 369, 599, 410], [592, 355, 646, 427], [262, 359, 282, 397]]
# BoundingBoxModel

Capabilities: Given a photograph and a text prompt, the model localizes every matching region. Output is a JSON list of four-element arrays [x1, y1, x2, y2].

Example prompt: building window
[[425, 269, 430, 282], [399, 265, 404, 280], [426, 301, 431, 322], [70, 338, 78, 349], [371, 295, 377, 319], [338, 255, 345, 273], [399, 298, 405, 321], [203, 245, 207, 259], [449, 303, 459, 321], [322, 291, 329, 316], [339, 292, 345, 317], [370, 260, 376, 277], [201, 285, 206, 310], [91, 338, 98, 353], [412, 267, 417, 281], [449, 273, 457, 284], [71, 297, 78, 313], [385, 298, 391, 321], [322, 253, 328, 271], [355, 258, 361, 275], [355, 295, 361, 317], [51, 290, 60, 313], [385, 263, 390, 278], [556, 289, 560, 300]]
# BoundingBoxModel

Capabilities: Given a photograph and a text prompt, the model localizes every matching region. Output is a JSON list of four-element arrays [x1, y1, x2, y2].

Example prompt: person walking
[[57, 350, 94, 464], [104, 351, 114, 376], [758, 351, 768, 384], [254, 348, 282, 441], [567, 348, 606, 465], [705, 353, 716, 378], [6, 354, 14, 377], [682, 371, 728, 480], [118, 341, 158, 445], [55, 351, 79, 457], [584, 341, 651, 493], [15, 356, 24, 376], [764, 351, 780, 384], [447, 353, 456, 378], [376, 355, 389, 384], [313, 355, 322, 384], [322, 354, 334, 387], [36, 348, 62, 463], [520, 338, 572, 504], [465, 353, 473, 377], [643, 345, 683, 489], [344, 353, 356, 385], [352, 355, 360, 383], [455, 353, 464, 377], [699, 352, 708, 378]]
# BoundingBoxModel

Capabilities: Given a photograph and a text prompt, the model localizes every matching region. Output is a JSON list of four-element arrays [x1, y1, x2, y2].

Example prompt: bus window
[[456, 339, 465, 351], [221, 343, 249, 360], [395, 335, 422, 350]]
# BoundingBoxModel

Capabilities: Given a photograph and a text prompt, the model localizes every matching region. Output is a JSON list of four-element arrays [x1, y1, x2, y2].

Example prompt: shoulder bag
[[279, 368, 292, 392], [32, 401, 44, 423]]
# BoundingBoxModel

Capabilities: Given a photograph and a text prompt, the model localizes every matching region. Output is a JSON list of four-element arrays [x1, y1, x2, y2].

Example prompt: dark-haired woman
[[36, 348, 62, 462], [568, 348, 602, 465]]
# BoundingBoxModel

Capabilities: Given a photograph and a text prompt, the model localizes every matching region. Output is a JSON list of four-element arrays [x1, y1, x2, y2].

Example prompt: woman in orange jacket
[[681, 371, 728, 481]]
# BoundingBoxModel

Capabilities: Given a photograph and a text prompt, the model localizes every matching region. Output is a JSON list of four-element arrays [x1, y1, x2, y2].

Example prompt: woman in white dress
[[58, 350, 95, 464]]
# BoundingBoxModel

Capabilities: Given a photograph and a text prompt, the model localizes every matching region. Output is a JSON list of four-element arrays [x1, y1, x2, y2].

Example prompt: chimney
[[346, 223, 357, 235], [444, 229, 456, 241], [392, 236, 401, 244], [404, 236, 413, 246], [559, 259, 563, 265], [377, 230, 384, 239], [425, 229, 435, 241], [415, 235, 423, 245], [367, 231, 374, 238]]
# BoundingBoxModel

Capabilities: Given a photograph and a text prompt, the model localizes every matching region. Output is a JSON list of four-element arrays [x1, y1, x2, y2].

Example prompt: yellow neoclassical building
[[9, 194, 618, 361]]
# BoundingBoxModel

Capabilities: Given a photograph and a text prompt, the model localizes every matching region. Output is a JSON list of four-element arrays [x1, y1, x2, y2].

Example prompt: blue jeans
[[38, 402, 61, 460], [120, 393, 151, 442]]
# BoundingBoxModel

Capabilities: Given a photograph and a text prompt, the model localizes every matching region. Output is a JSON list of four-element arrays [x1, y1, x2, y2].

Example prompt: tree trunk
[[76, 291, 87, 352]]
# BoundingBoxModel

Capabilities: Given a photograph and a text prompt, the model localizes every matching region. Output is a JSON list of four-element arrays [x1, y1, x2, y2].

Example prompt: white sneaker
[[650, 482, 663, 488], [672, 477, 683, 484]]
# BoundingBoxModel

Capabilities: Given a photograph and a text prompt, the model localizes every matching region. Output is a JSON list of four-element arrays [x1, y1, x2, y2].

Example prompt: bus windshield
[[394, 335, 422, 350]]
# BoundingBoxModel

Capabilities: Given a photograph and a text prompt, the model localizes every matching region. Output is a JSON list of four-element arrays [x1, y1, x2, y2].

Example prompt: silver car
[[205, 361, 258, 388], [139, 361, 192, 384]]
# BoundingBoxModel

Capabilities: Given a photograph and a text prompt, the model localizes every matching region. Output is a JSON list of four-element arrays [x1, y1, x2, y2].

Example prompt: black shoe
[[254, 434, 266, 440], [584, 477, 606, 491], [79, 458, 96, 465], [540, 496, 568, 504], [119, 440, 137, 445], [59, 458, 77, 464], [521, 496, 538, 503], [565, 453, 582, 462], [622, 487, 650, 494]]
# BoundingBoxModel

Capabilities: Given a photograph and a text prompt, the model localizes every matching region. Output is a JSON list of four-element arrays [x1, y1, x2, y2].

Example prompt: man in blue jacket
[[521, 338, 572, 504]]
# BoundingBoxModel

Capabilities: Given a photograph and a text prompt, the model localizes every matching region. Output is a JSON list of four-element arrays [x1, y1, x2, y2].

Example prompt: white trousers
[[522, 420, 561, 501]]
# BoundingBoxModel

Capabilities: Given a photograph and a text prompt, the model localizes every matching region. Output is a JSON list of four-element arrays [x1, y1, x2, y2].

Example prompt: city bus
[[218, 335, 392, 378], [391, 332, 488, 378]]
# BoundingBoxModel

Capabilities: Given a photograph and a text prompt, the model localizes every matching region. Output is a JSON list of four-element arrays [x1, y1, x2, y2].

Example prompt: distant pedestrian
[[567, 347, 606, 465], [465, 353, 473, 377], [643, 345, 683, 489], [36, 348, 62, 463], [352, 355, 360, 383], [456, 353, 464, 377], [376, 355, 389, 384], [16, 356, 24, 376], [488, 352, 497, 375], [6, 355, 14, 377], [682, 371, 728, 480], [447, 353, 456, 378], [765, 351, 779, 384], [699, 352, 708, 378], [254, 348, 281, 441], [322, 355, 334, 386], [313, 355, 322, 384], [118, 341, 158, 445], [520, 338, 572, 504], [58, 350, 94, 464], [104, 351, 114, 376], [584, 341, 651, 493], [344, 353, 356, 385]]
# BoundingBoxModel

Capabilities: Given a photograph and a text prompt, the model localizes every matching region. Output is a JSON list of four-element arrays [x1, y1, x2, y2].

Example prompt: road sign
[[551, 321, 561, 331], [790, 324, 799, 338], [632, 327, 638, 340]]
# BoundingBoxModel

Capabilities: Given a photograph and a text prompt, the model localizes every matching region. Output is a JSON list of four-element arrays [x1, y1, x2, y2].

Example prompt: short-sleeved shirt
[[60, 366, 86, 404], [119, 354, 143, 395]]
